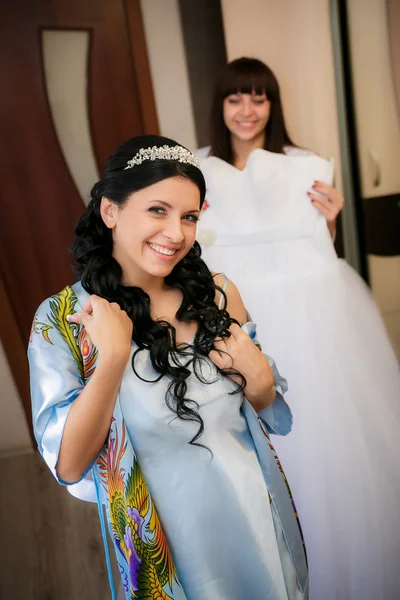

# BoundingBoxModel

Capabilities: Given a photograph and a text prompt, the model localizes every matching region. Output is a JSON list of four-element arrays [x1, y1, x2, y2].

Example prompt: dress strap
[[218, 274, 228, 309]]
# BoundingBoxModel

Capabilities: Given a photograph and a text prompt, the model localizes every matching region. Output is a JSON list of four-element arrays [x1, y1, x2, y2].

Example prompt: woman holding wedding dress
[[196, 57, 400, 600]]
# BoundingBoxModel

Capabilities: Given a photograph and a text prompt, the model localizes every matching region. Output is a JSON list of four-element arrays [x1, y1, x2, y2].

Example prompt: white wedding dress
[[196, 147, 400, 600]]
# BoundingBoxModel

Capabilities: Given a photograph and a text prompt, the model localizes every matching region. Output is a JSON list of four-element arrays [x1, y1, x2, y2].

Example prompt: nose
[[240, 96, 253, 117], [163, 217, 184, 244]]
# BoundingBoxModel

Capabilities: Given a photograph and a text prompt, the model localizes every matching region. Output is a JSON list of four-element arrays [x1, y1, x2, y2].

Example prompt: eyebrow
[[229, 91, 266, 96], [148, 200, 200, 214]]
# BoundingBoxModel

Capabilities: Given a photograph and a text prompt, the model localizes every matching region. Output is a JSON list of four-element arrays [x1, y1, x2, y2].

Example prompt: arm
[[56, 354, 127, 483], [213, 272, 247, 321], [29, 293, 132, 484], [59, 296, 132, 482], [327, 219, 337, 239], [211, 275, 275, 411], [308, 181, 344, 239], [213, 275, 292, 435]]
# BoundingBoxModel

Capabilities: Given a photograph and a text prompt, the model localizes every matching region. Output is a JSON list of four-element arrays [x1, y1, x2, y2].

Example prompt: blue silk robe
[[28, 282, 308, 600]]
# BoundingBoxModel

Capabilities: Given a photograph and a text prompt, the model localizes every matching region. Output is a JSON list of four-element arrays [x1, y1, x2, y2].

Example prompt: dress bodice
[[197, 149, 337, 277], [118, 346, 294, 599], [120, 346, 242, 455]]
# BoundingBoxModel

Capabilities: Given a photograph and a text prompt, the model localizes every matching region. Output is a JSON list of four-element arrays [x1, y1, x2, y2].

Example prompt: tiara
[[124, 145, 201, 170]]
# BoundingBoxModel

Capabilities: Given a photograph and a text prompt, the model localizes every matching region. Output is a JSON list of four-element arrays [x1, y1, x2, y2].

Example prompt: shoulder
[[33, 285, 73, 316], [35, 285, 80, 320], [194, 146, 211, 162], [284, 145, 316, 157], [212, 273, 247, 323], [30, 285, 80, 348]]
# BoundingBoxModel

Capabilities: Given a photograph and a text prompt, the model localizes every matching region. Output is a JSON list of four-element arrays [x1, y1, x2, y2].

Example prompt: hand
[[209, 323, 275, 410], [308, 181, 344, 225], [67, 295, 133, 364]]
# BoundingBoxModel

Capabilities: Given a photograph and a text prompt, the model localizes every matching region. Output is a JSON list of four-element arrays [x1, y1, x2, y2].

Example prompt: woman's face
[[100, 176, 201, 283], [223, 91, 271, 143]]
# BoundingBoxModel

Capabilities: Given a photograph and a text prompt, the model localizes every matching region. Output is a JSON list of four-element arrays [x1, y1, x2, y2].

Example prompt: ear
[[100, 196, 117, 229]]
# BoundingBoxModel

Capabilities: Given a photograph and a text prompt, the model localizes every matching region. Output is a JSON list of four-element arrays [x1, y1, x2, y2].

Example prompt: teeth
[[148, 243, 176, 256]]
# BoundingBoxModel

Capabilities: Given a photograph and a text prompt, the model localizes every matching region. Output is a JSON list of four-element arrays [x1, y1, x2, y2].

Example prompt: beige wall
[[346, 0, 400, 357], [140, 0, 197, 150], [387, 0, 400, 120], [42, 30, 99, 206], [221, 0, 342, 190], [140, 0, 343, 187], [368, 256, 400, 359], [347, 0, 400, 198]]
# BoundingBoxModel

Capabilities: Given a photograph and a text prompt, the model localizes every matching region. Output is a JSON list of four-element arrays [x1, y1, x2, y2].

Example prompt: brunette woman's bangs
[[217, 62, 278, 101]]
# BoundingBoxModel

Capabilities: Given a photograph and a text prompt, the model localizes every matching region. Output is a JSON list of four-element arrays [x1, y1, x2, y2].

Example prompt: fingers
[[308, 193, 332, 210], [81, 295, 122, 314], [310, 200, 333, 221], [81, 294, 108, 314], [81, 298, 94, 314], [311, 182, 344, 207], [66, 311, 91, 326], [312, 181, 334, 195], [214, 324, 245, 349], [209, 348, 233, 370], [209, 349, 224, 369], [212, 336, 229, 352], [210, 324, 245, 368], [66, 295, 121, 326], [228, 322, 241, 339], [308, 188, 343, 222], [69, 294, 103, 324], [209, 348, 223, 362]]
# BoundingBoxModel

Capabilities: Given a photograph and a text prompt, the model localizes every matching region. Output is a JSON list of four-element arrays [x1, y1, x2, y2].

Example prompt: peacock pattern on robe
[[31, 285, 181, 599], [96, 420, 179, 599], [31, 286, 97, 382]]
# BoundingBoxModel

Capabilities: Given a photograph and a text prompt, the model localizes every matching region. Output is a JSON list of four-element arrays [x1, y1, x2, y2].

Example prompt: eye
[[183, 214, 199, 223], [253, 97, 266, 105], [148, 206, 166, 215], [227, 95, 240, 104]]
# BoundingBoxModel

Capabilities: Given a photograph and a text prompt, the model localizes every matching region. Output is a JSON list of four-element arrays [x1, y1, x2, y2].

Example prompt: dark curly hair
[[72, 134, 244, 448]]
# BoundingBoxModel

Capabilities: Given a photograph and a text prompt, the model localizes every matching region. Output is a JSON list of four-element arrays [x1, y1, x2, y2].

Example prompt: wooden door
[[0, 0, 158, 433]]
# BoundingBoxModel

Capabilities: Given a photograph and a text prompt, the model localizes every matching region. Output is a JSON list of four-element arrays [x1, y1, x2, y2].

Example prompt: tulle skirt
[[225, 257, 400, 600]]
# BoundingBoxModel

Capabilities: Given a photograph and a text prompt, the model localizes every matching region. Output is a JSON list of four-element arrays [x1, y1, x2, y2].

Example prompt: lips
[[147, 242, 177, 256], [146, 242, 180, 261], [235, 121, 258, 127]]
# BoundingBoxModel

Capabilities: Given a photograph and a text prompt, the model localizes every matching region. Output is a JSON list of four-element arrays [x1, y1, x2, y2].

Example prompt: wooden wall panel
[[0, 0, 158, 432]]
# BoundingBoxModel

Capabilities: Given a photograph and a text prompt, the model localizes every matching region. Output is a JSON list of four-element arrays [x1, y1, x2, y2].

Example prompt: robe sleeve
[[28, 296, 94, 485], [241, 321, 292, 436]]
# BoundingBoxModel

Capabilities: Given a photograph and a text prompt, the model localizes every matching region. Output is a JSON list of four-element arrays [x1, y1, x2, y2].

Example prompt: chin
[[146, 261, 178, 278], [232, 130, 255, 142]]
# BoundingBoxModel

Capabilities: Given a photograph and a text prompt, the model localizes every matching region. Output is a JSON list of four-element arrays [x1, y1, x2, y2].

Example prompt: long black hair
[[209, 57, 297, 164], [72, 134, 243, 448]]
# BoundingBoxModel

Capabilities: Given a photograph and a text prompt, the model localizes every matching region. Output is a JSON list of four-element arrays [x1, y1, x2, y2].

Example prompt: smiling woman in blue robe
[[28, 134, 308, 600]]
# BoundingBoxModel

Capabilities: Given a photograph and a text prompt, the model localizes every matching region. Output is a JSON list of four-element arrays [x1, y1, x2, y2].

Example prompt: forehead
[[221, 70, 269, 99], [226, 89, 267, 97], [128, 176, 200, 208]]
